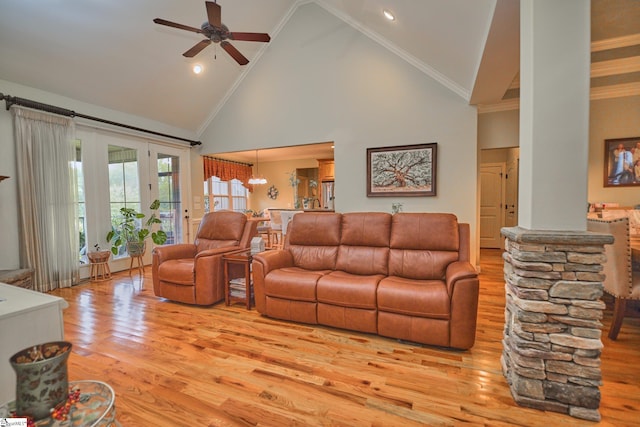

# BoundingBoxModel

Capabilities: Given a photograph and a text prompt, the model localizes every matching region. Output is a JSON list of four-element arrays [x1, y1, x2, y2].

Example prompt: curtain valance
[[203, 156, 254, 192]]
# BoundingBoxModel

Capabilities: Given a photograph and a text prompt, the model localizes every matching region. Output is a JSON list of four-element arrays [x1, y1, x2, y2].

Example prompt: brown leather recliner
[[152, 211, 257, 305]]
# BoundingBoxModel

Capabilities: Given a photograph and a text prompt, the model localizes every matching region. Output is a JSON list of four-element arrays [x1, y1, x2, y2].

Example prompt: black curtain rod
[[204, 156, 252, 167], [0, 92, 202, 147]]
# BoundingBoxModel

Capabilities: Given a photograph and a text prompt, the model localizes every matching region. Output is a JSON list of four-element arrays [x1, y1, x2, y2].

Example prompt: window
[[157, 154, 181, 244], [73, 141, 86, 263], [108, 145, 140, 257], [204, 177, 248, 213], [72, 129, 188, 273]]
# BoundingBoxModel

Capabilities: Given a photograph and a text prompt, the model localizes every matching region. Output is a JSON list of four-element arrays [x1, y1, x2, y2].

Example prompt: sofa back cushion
[[388, 213, 460, 280], [336, 212, 391, 275], [195, 211, 246, 252], [287, 213, 341, 270]]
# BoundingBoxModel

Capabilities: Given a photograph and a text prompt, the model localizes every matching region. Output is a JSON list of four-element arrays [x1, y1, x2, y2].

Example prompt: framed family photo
[[604, 137, 640, 187], [367, 143, 437, 197]]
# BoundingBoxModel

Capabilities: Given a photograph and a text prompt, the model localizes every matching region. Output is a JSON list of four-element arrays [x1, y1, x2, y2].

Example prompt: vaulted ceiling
[[0, 0, 638, 136], [0, 0, 494, 133]]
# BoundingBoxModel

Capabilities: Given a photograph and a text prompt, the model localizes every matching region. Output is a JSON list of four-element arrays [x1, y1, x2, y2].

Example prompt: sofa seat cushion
[[265, 267, 330, 302], [317, 271, 384, 309], [378, 276, 450, 319], [158, 259, 194, 286]]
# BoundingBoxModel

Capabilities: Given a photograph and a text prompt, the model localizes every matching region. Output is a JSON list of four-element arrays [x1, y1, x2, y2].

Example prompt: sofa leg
[[608, 297, 626, 340]]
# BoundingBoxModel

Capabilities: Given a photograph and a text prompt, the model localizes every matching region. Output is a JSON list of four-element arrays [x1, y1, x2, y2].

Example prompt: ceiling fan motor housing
[[201, 22, 229, 43]]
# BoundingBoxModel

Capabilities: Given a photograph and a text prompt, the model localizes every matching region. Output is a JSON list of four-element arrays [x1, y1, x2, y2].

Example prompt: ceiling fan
[[153, 1, 271, 66]]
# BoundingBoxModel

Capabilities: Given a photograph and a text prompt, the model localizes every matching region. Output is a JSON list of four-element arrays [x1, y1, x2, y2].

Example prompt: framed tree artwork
[[367, 143, 437, 197]]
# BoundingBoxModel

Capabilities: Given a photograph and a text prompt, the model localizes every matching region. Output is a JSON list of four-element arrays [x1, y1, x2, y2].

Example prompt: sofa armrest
[[446, 260, 479, 349], [445, 260, 478, 295], [253, 249, 294, 274], [252, 250, 294, 313]]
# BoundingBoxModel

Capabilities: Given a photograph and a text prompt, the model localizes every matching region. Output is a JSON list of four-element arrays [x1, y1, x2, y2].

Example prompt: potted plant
[[87, 243, 110, 263], [106, 199, 167, 256]]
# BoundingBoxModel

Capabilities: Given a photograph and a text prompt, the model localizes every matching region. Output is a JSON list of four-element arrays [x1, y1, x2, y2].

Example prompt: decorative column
[[501, 227, 613, 422]]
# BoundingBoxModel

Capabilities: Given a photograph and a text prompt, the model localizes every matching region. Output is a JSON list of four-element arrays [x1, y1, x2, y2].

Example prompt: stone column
[[501, 227, 613, 422]]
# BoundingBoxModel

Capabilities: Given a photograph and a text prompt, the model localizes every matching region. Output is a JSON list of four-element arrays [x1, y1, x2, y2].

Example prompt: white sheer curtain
[[12, 106, 79, 292]]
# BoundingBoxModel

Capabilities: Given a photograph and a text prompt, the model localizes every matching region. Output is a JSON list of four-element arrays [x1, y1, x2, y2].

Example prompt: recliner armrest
[[445, 261, 478, 295], [152, 243, 196, 263], [195, 245, 242, 260]]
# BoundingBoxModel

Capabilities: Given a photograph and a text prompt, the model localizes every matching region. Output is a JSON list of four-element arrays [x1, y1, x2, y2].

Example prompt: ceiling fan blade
[[183, 40, 212, 58], [153, 18, 203, 34], [221, 41, 249, 65], [229, 32, 271, 42], [205, 1, 222, 27]]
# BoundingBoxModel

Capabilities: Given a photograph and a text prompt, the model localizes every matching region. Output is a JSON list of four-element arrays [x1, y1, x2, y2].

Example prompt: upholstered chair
[[152, 211, 257, 305], [587, 217, 640, 339]]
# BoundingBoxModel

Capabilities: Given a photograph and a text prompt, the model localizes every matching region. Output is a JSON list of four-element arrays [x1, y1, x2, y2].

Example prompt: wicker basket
[[87, 250, 111, 263]]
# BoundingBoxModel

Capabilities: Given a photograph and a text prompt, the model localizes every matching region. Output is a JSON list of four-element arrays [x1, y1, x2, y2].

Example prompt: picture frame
[[604, 137, 640, 187], [367, 143, 437, 197]]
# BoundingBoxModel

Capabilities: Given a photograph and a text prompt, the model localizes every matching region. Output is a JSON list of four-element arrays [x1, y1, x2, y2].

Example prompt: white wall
[[480, 95, 640, 210], [248, 158, 319, 213], [589, 96, 640, 207], [478, 109, 519, 149], [0, 79, 196, 269], [198, 3, 479, 258]]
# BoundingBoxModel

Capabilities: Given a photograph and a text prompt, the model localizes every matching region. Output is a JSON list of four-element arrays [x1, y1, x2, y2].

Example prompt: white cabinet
[[0, 283, 68, 403]]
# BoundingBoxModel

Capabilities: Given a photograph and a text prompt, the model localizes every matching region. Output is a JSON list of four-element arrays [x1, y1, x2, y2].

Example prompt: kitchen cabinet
[[318, 159, 334, 182]]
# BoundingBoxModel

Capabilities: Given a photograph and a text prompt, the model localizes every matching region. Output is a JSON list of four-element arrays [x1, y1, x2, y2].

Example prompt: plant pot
[[127, 241, 146, 257], [87, 250, 111, 263], [10, 341, 72, 421]]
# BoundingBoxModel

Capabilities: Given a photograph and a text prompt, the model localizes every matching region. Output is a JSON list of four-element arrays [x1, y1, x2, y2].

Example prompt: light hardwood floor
[[49, 249, 639, 426]]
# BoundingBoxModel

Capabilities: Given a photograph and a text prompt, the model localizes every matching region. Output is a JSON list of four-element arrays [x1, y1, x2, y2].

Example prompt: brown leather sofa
[[152, 211, 257, 305], [252, 212, 479, 349]]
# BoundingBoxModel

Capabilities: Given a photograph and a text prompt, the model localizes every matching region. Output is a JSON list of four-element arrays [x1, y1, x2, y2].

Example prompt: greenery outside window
[[108, 145, 141, 257]]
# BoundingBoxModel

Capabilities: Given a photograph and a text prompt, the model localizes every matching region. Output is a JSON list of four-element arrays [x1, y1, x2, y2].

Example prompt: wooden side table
[[128, 255, 144, 277], [223, 249, 254, 309], [87, 251, 111, 282], [90, 262, 111, 282]]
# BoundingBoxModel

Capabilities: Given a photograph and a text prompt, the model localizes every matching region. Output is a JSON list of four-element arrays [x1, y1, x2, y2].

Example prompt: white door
[[480, 163, 505, 248], [505, 158, 519, 228], [76, 127, 190, 275], [149, 145, 190, 245]]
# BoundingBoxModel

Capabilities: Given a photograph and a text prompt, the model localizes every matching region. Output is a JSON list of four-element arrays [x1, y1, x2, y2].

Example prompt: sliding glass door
[[150, 147, 185, 245]]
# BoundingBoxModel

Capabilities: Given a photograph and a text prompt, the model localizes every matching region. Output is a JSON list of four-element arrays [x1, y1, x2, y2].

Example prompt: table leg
[[245, 261, 251, 310], [224, 259, 230, 306]]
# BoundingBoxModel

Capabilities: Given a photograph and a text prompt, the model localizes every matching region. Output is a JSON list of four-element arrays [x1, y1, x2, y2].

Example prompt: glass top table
[[0, 380, 119, 426]]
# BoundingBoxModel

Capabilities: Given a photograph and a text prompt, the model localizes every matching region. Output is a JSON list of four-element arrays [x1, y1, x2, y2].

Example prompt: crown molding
[[477, 98, 519, 114], [478, 81, 640, 113], [198, 0, 471, 136], [314, 0, 470, 101], [197, 1, 307, 137]]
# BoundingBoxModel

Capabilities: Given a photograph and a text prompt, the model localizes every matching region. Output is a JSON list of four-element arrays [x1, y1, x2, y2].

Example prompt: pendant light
[[248, 149, 267, 185]]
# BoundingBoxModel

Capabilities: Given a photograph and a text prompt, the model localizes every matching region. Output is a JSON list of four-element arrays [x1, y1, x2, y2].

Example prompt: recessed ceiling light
[[383, 9, 395, 21], [193, 64, 203, 74]]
